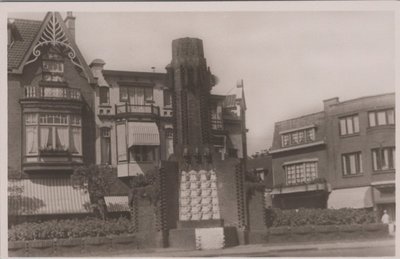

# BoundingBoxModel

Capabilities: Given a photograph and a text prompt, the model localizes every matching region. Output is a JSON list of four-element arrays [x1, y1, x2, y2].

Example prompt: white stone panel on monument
[[195, 227, 224, 250]]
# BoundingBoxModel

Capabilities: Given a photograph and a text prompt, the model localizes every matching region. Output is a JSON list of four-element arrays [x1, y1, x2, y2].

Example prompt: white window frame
[[368, 109, 395, 127], [284, 160, 318, 185], [281, 127, 316, 147], [372, 147, 395, 171], [342, 152, 363, 176], [339, 114, 359, 136]]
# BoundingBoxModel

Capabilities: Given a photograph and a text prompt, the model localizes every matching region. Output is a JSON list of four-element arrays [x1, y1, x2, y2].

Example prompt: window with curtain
[[39, 114, 69, 151], [119, 86, 153, 104], [24, 113, 82, 155], [101, 127, 111, 164], [372, 147, 395, 171], [342, 152, 363, 176]]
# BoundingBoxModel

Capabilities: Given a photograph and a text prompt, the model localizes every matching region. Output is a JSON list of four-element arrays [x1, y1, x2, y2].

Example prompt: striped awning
[[104, 196, 130, 212], [327, 186, 373, 209], [128, 122, 160, 146], [8, 178, 91, 216]]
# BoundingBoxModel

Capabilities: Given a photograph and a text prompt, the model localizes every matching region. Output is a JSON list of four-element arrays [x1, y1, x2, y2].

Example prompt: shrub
[[8, 217, 134, 241], [269, 208, 376, 227]]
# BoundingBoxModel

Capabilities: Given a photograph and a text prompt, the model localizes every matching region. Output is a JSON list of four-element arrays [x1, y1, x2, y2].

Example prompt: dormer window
[[42, 50, 65, 83], [280, 126, 316, 148]]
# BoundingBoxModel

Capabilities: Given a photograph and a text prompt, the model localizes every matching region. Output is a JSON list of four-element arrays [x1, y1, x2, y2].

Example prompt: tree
[[71, 164, 116, 220], [128, 167, 160, 207]]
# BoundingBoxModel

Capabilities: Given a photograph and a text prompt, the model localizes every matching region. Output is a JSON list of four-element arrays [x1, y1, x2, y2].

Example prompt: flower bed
[[268, 208, 376, 227], [8, 217, 135, 241], [266, 223, 389, 243]]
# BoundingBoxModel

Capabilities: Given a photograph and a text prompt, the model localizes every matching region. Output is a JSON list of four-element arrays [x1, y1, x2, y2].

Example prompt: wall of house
[[94, 72, 170, 169], [325, 94, 395, 189], [271, 146, 328, 186], [8, 75, 23, 177], [271, 111, 328, 187], [271, 112, 326, 150], [8, 56, 96, 178]]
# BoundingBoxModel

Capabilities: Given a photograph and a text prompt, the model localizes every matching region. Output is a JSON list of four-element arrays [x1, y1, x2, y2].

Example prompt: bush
[[269, 208, 376, 227], [8, 217, 135, 241]]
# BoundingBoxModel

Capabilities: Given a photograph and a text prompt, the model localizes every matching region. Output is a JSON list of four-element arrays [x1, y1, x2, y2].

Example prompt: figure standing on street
[[381, 210, 390, 224]]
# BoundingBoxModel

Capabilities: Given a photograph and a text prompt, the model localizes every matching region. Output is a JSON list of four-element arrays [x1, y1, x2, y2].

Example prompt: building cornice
[[269, 140, 325, 154]]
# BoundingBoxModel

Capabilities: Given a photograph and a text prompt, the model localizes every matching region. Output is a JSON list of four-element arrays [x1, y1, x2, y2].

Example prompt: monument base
[[168, 226, 241, 249]]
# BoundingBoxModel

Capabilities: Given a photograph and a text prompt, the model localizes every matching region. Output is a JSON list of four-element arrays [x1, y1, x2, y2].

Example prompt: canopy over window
[[128, 122, 160, 147], [8, 178, 91, 215], [327, 186, 373, 209]]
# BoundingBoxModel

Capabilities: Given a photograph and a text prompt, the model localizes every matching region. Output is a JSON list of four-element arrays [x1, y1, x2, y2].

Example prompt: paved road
[[65, 238, 394, 257], [223, 246, 395, 257]]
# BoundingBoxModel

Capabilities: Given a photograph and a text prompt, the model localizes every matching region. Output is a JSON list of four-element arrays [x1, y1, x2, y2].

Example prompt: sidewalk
[[108, 238, 395, 257]]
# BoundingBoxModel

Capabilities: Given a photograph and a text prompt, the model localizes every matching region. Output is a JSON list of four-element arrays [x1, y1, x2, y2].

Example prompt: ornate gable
[[15, 12, 94, 84]]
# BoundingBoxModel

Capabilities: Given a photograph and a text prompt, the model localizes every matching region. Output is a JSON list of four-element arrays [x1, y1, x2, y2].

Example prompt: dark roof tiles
[[8, 19, 42, 70]]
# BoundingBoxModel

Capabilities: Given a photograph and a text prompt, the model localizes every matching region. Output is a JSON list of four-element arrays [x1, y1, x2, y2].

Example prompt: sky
[[9, 11, 395, 155]]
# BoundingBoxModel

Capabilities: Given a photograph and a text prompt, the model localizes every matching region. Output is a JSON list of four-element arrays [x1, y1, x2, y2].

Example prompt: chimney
[[323, 97, 339, 111], [89, 59, 110, 87], [65, 12, 76, 41], [8, 19, 15, 46]]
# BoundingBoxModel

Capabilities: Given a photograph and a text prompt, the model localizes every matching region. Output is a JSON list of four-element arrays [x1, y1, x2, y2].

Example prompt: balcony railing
[[115, 103, 160, 116], [24, 86, 81, 101], [211, 119, 223, 130]]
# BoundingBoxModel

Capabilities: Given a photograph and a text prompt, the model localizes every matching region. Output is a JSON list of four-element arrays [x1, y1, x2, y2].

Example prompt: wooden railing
[[24, 86, 81, 100], [115, 103, 160, 116]]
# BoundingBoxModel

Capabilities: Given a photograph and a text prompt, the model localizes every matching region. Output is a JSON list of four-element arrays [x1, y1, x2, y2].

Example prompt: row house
[[268, 93, 395, 220], [8, 12, 247, 221], [89, 61, 246, 184]]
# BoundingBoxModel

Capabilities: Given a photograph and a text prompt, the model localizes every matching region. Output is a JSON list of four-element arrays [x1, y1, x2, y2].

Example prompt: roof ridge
[[11, 18, 43, 23]]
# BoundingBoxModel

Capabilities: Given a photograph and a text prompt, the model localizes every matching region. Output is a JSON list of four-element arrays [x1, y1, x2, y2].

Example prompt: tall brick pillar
[[166, 37, 214, 158]]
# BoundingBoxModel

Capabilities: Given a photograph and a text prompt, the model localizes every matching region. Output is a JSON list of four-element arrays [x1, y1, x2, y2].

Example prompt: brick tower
[[167, 37, 214, 160]]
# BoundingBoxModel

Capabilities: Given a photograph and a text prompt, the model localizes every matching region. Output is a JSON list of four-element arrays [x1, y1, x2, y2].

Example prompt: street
[[96, 238, 395, 257], [223, 246, 395, 257]]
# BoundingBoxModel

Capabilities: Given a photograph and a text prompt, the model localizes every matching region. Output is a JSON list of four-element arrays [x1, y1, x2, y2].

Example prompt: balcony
[[23, 86, 81, 101], [211, 119, 223, 130], [23, 149, 83, 172], [271, 178, 331, 195], [115, 103, 160, 117]]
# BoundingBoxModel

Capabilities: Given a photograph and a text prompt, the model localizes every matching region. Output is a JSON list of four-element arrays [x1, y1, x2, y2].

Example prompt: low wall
[[8, 231, 165, 257], [248, 223, 389, 244]]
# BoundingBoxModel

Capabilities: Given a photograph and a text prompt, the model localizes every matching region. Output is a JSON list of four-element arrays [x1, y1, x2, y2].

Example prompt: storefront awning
[[128, 122, 160, 146], [8, 178, 91, 216], [327, 186, 373, 209]]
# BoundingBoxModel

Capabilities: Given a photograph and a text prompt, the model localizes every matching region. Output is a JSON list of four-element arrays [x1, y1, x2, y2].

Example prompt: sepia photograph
[[4, 3, 397, 257]]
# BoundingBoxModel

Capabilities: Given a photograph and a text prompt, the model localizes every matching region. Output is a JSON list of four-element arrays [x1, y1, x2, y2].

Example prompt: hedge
[[9, 217, 135, 241], [267, 208, 376, 227]]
